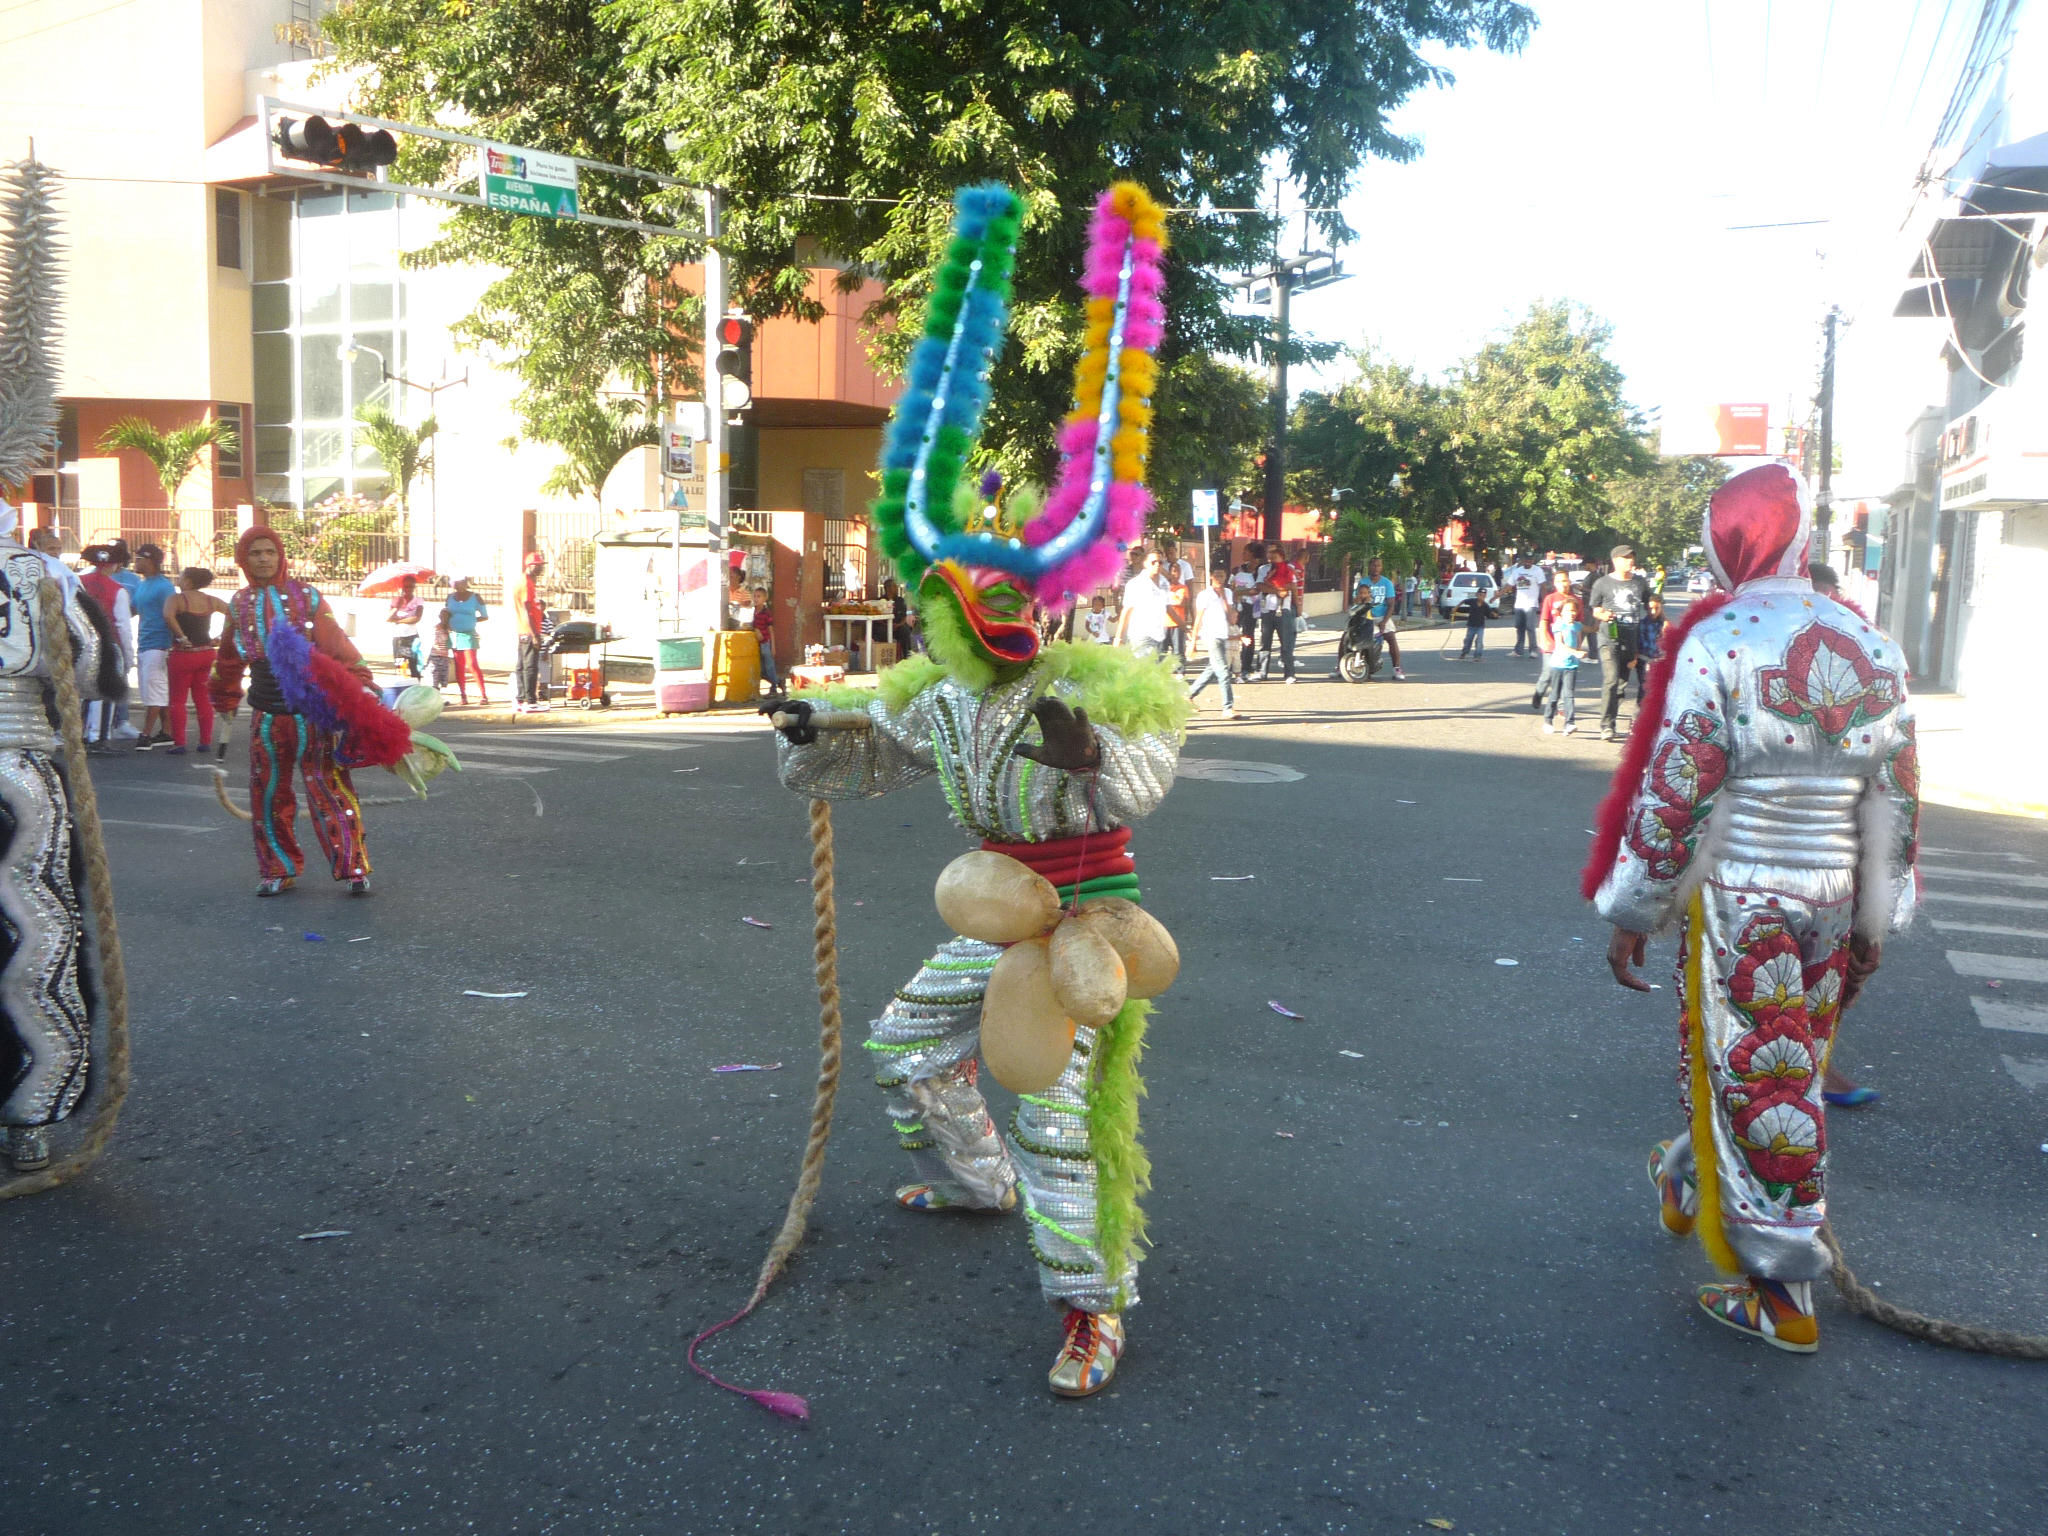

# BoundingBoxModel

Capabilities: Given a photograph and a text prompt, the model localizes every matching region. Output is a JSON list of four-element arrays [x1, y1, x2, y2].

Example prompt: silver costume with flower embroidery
[[1595, 578, 1919, 1280], [0, 540, 105, 1138], [778, 666, 1177, 1311]]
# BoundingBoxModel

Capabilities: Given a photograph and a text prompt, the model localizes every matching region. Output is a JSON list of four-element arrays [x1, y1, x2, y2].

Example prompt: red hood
[[234, 524, 290, 584], [1704, 463, 1811, 591]]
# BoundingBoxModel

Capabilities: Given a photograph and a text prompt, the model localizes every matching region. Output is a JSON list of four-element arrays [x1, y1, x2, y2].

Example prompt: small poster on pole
[[1192, 488, 1220, 528]]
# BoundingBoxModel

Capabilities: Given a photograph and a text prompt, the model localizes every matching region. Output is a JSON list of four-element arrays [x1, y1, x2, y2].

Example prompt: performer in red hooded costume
[[209, 527, 410, 897], [1586, 463, 1920, 1353]]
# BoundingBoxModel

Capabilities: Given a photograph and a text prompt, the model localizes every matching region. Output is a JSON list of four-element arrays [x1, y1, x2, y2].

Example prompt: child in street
[[426, 611, 453, 690], [1631, 592, 1666, 702], [1457, 588, 1489, 659], [1085, 593, 1113, 644], [1539, 594, 1583, 734]]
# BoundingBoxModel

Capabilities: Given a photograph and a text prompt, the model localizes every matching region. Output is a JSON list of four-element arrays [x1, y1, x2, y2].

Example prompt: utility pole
[[1815, 305, 1839, 563], [701, 187, 728, 629], [1236, 251, 1347, 544]]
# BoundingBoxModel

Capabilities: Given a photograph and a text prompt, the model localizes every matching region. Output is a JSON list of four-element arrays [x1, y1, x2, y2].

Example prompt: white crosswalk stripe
[[1935, 859, 2048, 1088], [436, 742, 627, 763], [446, 760, 557, 776], [1947, 951, 2048, 983]]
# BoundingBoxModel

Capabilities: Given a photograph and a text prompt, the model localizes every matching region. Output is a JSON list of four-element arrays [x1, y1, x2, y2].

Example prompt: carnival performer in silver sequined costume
[[1589, 462, 1920, 1353], [0, 511, 110, 1172], [766, 181, 1185, 1397]]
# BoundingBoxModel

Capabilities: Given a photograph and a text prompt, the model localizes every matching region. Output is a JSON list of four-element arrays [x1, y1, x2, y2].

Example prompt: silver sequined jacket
[[0, 539, 102, 748], [1594, 578, 1920, 940], [775, 666, 1180, 841]]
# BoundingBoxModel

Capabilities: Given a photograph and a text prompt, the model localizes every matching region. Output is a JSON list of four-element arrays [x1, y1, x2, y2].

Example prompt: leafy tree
[[1325, 507, 1438, 584], [1452, 301, 1653, 553], [1146, 355, 1268, 533], [94, 415, 240, 536], [535, 397, 661, 513], [320, 0, 1535, 474], [1290, 354, 1465, 533], [352, 405, 437, 516], [1605, 453, 1727, 568]]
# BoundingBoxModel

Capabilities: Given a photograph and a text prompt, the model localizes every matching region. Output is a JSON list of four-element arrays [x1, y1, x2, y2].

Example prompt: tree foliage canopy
[[1603, 453, 1727, 567], [1290, 302, 1655, 557], [320, 0, 1534, 479]]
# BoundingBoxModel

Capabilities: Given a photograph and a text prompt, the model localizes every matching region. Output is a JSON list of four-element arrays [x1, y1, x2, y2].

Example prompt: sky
[[1275, 0, 2008, 494]]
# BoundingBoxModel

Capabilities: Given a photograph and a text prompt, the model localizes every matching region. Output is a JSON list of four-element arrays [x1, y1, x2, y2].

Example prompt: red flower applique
[[1756, 622, 1901, 737], [1731, 1087, 1825, 1187]]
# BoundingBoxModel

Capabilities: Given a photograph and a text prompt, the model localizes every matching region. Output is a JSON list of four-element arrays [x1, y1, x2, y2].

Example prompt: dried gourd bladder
[[980, 937, 1076, 1093], [1074, 897, 1180, 998], [1048, 918, 1128, 1028], [934, 850, 1061, 944]]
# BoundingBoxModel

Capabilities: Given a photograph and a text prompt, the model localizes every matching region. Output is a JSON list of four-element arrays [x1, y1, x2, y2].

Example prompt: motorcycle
[[1335, 602, 1386, 683]]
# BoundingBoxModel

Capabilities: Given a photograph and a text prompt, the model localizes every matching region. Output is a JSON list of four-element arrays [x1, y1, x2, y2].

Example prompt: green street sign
[[481, 144, 579, 220]]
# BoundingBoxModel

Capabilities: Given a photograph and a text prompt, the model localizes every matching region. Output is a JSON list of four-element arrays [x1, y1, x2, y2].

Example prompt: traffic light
[[273, 115, 398, 173], [714, 314, 754, 377]]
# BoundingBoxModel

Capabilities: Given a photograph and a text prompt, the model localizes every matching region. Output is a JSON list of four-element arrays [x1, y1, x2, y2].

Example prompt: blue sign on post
[[1191, 488, 1219, 527]]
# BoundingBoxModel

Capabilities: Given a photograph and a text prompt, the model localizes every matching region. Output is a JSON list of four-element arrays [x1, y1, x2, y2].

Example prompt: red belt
[[981, 826, 1132, 888]]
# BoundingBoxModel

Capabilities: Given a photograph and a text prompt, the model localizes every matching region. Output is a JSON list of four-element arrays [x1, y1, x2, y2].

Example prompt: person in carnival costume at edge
[[209, 526, 415, 898], [765, 183, 1187, 1398], [1586, 462, 1920, 1354]]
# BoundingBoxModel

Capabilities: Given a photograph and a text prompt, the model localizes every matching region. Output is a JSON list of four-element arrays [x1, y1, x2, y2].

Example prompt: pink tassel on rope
[[688, 1302, 811, 1421]]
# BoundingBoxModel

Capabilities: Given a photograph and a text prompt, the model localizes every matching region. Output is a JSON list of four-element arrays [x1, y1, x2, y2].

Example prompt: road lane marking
[[445, 761, 558, 776], [1922, 891, 2048, 912], [1921, 869, 2048, 890], [1922, 847, 2036, 863], [1947, 951, 2048, 983], [434, 742, 627, 763], [1929, 920, 2048, 942], [1972, 998, 2048, 1034], [455, 731, 693, 749], [1999, 1055, 2048, 1089], [100, 818, 218, 834], [97, 783, 222, 800]]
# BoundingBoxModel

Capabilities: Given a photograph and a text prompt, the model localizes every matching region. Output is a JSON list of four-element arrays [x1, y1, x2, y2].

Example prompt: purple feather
[[978, 468, 1004, 499], [265, 621, 345, 734]]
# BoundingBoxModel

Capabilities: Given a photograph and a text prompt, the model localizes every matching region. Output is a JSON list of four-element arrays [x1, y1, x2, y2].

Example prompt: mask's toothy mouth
[[927, 561, 1041, 667]]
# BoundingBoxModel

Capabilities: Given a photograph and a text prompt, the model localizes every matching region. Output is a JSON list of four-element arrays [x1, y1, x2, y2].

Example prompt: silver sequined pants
[[0, 749, 89, 1129], [866, 937, 1137, 1313]]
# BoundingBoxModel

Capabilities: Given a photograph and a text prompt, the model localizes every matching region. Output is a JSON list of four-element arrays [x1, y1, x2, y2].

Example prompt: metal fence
[[69, 509, 230, 575], [532, 509, 600, 613]]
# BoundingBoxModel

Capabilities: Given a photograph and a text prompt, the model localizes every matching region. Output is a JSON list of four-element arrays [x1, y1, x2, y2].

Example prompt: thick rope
[[0, 583, 131, 1200], [212, 768, 252, 820], [1825, 1226, 2048, 1359], [688, 795, 845, 1418]]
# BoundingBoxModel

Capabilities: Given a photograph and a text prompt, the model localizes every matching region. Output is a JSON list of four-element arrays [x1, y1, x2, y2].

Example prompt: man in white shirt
[[1185, 564, 1237, 717], [1114, 549, 1172, 659], [1504, 557, 1546, 658]]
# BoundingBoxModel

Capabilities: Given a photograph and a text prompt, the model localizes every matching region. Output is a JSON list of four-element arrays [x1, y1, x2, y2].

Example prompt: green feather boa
[[872, 641, 1192, 738], [1088, 997, 1152, 1298]]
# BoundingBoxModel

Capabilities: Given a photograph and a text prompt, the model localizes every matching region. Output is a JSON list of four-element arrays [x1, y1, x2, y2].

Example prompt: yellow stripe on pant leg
[[1684, 891, 1742, 1275]]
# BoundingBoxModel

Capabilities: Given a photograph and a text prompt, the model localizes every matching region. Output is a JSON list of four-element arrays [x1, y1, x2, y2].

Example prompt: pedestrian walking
[[127, 543, 176, 749], [749, 586, 781, 691], [443, 574, 489, 705], [1084, 593, 1113, 643], [1161, 549, 1191, 669], [513, 552, 548, 713], [425, 613, 452, 689], [78, 546, 134, 750], [1633, 592, 1667, 701], [1594, 463, 1919, 1354], [1114, 549, 1172, 659], [1456, 584, 1489, 659], [162, 566, 228, 755], [1537, 591, 1583, 733], [1587, 544, 1651, 740], [1504, 554, 1545, 657], [1232, 556, 1259, 676], [1185, 565, 1237, 718], [1256, 544, 1299, 681], [386, 575, 425, 680]]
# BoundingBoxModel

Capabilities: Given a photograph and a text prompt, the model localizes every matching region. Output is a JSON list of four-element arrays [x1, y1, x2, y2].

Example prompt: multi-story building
[[0, 0, 896, 669]]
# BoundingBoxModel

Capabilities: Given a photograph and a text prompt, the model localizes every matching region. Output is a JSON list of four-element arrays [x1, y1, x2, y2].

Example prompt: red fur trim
[[308, 645, 413, 767], [1579, 591, 1734, 901]]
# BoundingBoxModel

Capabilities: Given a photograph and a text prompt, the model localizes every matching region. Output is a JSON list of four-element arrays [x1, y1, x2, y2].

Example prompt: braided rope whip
[[688, 795, 846, 1418], [0, 582, 132, 1200], [1824, 1227, 2048, 1359]]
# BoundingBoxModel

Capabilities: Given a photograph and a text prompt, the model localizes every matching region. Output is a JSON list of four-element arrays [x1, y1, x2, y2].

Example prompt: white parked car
[[1686, 569, 1714, 594], [1437, 571, 1511, 617]]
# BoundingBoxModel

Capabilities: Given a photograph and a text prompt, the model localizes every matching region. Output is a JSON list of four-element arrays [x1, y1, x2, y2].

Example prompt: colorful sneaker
[[349, 877, 372, 897], [1048, 1307, 1125, 1397], [894, 1181, 1017, 1214], [256, 877, 295, 897], [1696, 1278, 1819, 1353], [1647, 1139, 1697, 1236]]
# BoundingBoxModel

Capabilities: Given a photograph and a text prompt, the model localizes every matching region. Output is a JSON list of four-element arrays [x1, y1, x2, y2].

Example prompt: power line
[[1906, 0, 1963, 124], [1882, 0, 1933, 120]]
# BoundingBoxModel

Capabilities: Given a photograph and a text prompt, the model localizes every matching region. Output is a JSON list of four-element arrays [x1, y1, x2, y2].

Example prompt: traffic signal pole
[[701, 187, 728, 629], [1815, 305, 1838, 564], [1235, 250, 1347, 545]]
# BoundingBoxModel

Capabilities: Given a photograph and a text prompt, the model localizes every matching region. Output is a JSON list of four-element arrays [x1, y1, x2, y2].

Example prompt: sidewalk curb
[[1920, 786, 2048, 822]]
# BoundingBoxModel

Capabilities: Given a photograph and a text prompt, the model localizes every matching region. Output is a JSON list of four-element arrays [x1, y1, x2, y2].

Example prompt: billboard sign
[[1711, 403, 1770, 455]]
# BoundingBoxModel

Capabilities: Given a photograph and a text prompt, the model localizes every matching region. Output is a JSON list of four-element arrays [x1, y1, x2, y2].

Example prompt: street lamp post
[[338, 342, 468, 573]]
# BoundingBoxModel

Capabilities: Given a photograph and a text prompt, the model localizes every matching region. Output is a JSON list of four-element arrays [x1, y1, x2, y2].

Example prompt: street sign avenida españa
[[481, 145, 580, 220]]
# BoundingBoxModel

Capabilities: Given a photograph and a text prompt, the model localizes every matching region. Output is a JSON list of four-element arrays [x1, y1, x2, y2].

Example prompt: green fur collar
[[861, 641, 1190, 737]]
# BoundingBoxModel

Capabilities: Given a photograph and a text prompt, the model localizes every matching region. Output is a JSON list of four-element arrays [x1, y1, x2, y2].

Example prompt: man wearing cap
[[1587, 544, 1652, 742], [129, 543, 177, 748], [514, 551, 550, 714]]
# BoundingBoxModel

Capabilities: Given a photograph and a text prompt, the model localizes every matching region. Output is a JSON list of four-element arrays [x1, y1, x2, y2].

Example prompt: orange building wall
[[70, 397, 253, 511]]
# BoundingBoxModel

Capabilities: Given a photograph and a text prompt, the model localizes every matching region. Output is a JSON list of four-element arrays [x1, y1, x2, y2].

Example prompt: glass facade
[[249, 188, 411, 508]]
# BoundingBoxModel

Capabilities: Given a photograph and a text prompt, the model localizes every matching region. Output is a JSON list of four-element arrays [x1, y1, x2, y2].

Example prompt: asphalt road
[[3, 625, 2044, 1535]]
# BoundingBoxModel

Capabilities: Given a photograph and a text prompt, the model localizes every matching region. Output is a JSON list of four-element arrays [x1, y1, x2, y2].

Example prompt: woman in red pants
[[162, 566, 229, 754]]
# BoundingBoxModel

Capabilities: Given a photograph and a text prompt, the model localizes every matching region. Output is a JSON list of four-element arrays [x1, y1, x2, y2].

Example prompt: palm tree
[[352, 404, 437, 516], [95, 415, 240, 541]]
